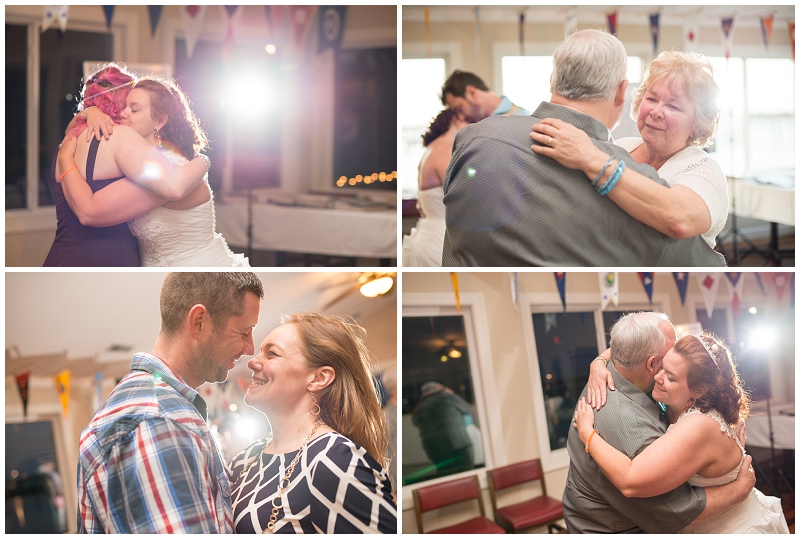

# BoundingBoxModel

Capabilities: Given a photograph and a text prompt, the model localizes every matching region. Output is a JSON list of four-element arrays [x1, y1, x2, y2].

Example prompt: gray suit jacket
[[562, 363, 707, 533], [441, 102, 726, 267]]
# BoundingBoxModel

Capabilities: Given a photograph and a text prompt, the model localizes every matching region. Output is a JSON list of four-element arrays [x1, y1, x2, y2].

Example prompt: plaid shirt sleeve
[[80, 416, 226, 533]]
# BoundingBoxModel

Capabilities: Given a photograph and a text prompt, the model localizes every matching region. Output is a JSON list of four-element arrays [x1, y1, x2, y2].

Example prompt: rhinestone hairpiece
[[695, 334, 720, 366]]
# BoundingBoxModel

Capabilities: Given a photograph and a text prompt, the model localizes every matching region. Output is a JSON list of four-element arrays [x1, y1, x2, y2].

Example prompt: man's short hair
[[440, 70, 490, 106], [550, 29, 628, 101], [160, 272, 264, 336], [610, 312, 671, 370]]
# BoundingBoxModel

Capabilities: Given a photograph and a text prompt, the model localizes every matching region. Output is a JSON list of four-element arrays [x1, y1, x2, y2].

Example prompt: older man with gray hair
[[441, 29, 724, 266], [561, 311, 755, 533]]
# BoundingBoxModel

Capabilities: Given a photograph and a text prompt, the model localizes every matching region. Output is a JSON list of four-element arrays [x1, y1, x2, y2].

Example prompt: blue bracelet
[[597, 160, 625, 196], [591, 157, 614, 186]]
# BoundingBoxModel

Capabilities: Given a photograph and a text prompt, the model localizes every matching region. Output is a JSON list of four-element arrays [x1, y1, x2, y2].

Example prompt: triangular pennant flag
[[772, 272, 792, 305], [760, 15, 774, 49], [510, 272, 519, 308], [181, 5, 208, 59], [450, 272, 461, 312], [684, 14, 700, 52], [607, 11, 618, 36], [755, 272, 768, 296], [599, 272, 619, 310], [102, 6, 114, 31], [649, 13, 661, 57], [565, 9, 578, 37], [15, 372, 30, 419], [673, 272, 689, 305], [474, 7, 481, 57], [518, 12, 526, 56], [318, 6, 347, 53], [725, 272, 745, 318], [425, 7, 431, 58], [289, 6, 316, 53], [42, 6, 69, 33], [721, 17, 735, 59], [223, 5, 240, 55], [555, 272, 567, 312], [93, 371, 104, 411], [147, 6, 163, 37], [695, 273, 721, 318], [638, 272, 654, 303], [55, 370, 70, 417], [544, 313, 557, 334], [788, 23, 795, 61]]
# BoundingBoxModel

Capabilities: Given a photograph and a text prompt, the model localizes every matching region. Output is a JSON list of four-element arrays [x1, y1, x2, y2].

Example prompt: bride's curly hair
[[674, 332, 750, 425], [422, 108, 461, 147], [133, 76, 208, 159]]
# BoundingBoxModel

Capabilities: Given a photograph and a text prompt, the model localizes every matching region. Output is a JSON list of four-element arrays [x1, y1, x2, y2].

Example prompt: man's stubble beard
[[192, 335, 231, 386]]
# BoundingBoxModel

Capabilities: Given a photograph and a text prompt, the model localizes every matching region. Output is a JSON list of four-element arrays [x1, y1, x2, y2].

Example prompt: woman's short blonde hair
[[631, 51, 720, 148]]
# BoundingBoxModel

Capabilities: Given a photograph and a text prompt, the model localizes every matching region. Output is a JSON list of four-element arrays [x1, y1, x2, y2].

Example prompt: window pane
[[6, 24, 27, 209], [39, 28, 113, 207], [402, 315, 484, 485], [532, 311, 599, 451]]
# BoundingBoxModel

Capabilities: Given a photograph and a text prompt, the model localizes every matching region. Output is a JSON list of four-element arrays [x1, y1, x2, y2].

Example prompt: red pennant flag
[[289, 6, 316, 53], [15, 372, 30, 419], [789, 23, 796, 61], [771, 272, 792, 305], [760, 16, 774, 49], [607, 11, 618, 36]]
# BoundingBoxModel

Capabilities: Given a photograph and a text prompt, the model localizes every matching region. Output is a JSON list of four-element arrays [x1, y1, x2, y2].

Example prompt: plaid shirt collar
[[130, 352, 208, 421]]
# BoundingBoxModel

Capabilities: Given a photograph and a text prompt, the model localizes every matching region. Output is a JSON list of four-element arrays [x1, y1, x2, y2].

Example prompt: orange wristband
[[585, 429, 598, 453], [59, 165, 78, 182]]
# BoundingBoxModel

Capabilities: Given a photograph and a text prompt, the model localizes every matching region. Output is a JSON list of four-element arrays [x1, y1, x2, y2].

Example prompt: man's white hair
[[610, 312, 673, 370], [550, 29, 628, 101]]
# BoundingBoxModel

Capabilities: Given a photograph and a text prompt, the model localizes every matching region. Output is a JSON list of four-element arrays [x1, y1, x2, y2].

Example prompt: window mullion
[[27, 21, 41, 209]]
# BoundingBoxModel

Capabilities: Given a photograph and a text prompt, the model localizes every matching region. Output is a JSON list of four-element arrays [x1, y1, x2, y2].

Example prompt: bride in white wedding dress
[[57, 76, 247, 267], [577, 333, 789, 534]]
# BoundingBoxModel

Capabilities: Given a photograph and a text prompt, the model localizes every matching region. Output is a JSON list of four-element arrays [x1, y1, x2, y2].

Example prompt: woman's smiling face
[[120, 88, 164, 141], [636, 79, 696, 157], [652, 348, 698, 410]]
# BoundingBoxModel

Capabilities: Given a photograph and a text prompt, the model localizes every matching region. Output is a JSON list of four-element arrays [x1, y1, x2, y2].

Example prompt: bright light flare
[[236, 417, 256, 437], [746, 326, 776, 350], [265, 44, 277, 55], [222, 74, 276, 119]]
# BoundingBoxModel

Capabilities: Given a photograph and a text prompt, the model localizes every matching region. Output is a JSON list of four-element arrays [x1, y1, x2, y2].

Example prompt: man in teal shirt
[[441, 70, 531, 121]]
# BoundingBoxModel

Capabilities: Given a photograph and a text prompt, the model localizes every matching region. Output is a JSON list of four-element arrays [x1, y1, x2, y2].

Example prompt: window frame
[[522, 290, 672, 472], [401, 291, 506, 508]]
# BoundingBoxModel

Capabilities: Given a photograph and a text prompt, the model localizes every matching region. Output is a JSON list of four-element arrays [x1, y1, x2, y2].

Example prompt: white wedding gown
[[128, 150, 249, 267], [671, 409, 789, 534], [402, 186, 445, 267]]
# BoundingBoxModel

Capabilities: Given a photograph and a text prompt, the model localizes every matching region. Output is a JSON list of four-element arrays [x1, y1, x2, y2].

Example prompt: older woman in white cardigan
[[530, 51, 727, 248]]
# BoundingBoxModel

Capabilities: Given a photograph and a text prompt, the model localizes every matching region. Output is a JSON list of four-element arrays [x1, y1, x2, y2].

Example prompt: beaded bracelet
[[591, 157, 614, 186], [597, 160, 625, 196]]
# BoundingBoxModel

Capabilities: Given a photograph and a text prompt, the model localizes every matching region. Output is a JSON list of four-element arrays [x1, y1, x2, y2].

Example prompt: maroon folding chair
[[413, 475, 507, 534], [487, 459, 566, 533]]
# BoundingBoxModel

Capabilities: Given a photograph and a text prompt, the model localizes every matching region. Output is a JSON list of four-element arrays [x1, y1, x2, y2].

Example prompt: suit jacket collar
[[533, 101, 612, 141]]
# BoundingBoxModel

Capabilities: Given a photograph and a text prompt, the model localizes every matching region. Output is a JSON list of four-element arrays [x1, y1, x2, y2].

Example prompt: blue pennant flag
[[673, 272, 688, 305], [639, 272, 654, 304], [555, 272, 566, 312]]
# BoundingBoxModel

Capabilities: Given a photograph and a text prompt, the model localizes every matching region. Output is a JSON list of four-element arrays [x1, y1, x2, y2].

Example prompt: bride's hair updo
[[673, 332, 750, 425], [68, 63, 135, 136], [133, 76, 208, 159], [422, 108, 461, 147]]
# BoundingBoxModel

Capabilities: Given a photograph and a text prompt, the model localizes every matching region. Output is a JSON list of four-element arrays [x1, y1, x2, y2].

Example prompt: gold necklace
[[263, 421, 323, 534]]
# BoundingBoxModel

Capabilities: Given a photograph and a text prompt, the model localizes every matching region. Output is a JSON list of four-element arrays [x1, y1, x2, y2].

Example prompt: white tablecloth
[[745, 402, 795, 450], [215, 200, 397, 259], [728, 177, 795, 226]]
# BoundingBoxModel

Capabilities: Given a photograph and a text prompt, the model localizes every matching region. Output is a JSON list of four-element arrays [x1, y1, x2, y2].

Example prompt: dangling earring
[[154, 128, 163, 148], [309, 391, 321, 417]]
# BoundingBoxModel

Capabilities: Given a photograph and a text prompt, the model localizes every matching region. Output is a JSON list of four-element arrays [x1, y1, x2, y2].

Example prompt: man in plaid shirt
[[77, 273, 263, 533]]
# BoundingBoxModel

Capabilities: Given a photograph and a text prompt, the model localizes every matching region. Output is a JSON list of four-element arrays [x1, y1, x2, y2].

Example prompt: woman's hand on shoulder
[[587, 353, 614, 409], [530, 117, 606, 174], [82, 106, 116, 142], [573, 397, 596, 443]]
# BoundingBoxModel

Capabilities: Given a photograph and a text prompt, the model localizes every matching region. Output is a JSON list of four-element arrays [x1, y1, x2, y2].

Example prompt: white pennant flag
[[695, 273, 721, 318], [599, 272, 619, 310], [684, 14, 700, 51], [42, 5, 69, 33], [182, 5, 209, 59]]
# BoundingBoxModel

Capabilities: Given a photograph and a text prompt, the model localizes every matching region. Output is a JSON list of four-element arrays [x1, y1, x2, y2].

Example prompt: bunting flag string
[[725, 272, 745, 318], [565, 9, 577, 37], [474, 8, 481, 57], [42, 5, 69, 33], [55, 370, 71, 417], [695, 273, 721, 318], [182, 5, 209, 59], [760, 15, 774, 49], [721, 17, 735, 59], [289, 6, 316, 53], [607, 11, 618, 36], [450, 272, 461, 312], [673, 272, 689, 305], [318, 6, 346, 53], [649, 13, 661, 57], [15, 372, 30, 419], [102, 6, 114, 32], [147, 6, 163, 37], [638, 272, 654, 304], [599, 272, 619, 310], [519, 12, 526, 56], [555, 272, 567, 312], [684, 14, 700, 52]]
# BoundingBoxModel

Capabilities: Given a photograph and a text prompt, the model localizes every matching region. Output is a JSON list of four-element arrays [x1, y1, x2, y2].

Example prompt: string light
[[336, 171, 397, 187]]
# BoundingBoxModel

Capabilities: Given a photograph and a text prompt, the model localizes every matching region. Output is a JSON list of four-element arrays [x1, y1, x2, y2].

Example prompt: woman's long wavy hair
[[281, 312, 389, 470], [68, 63, 135, 137], [674, 332, 750, 425], [133, 76, 208, 159]]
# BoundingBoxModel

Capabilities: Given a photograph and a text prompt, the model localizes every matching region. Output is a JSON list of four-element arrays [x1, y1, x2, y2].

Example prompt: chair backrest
[[413, 475, 486, 533], [487, 459, 546, 513]]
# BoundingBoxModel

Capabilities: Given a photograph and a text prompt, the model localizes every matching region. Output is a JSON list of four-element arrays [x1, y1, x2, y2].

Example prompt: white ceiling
[[403, 5, 795, 28], [5, 271, 396, 381]]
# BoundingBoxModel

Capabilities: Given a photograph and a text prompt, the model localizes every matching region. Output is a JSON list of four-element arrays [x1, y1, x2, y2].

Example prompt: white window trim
[[401, 292, 506, 508], [400, 41, 463, 70], [521, 290, 671, 472]]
